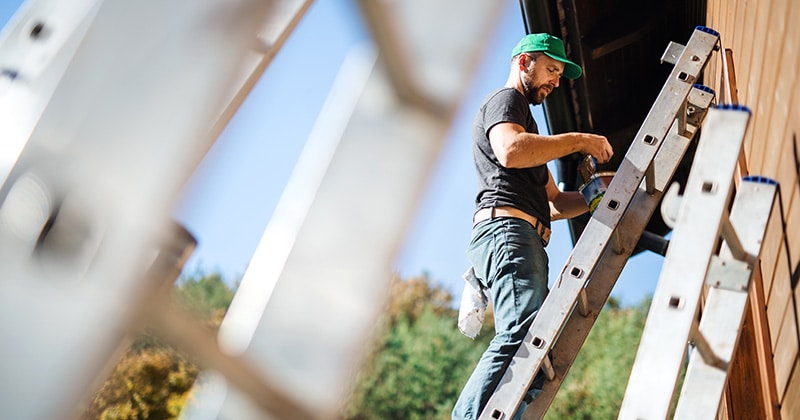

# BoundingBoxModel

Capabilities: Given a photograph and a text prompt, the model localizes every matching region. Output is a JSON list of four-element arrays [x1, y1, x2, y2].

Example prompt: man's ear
[[518, 54, 527, 71]]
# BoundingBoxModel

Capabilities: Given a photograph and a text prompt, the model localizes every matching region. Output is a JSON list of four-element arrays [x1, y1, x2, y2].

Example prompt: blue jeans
[[452, 217, 549, 420]]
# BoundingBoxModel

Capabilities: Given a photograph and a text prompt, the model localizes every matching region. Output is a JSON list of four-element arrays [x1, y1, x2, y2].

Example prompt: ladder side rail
[[524, 112, 704, 419], [0, 1, 279, 418], [0, 0, 103, 189], [617, 105, 752, 420], [673, 177, 778, 419], [479, 26, 720, 420]]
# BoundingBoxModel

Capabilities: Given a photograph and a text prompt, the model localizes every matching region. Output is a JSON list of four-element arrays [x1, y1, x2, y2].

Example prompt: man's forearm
[[549, 190, 589, 220]]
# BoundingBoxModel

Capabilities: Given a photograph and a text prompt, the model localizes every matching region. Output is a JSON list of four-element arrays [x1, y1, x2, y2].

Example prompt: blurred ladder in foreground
[[478, 26, 722, 420], [0, 0, 504, 417], [618, 103, 777, 419], [0, 1, 336, 419]]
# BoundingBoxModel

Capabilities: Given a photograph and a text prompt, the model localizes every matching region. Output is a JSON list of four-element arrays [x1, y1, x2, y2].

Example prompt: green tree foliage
[[344, 276, 651, 420], [343, 274, 494, 420], [80, 270, 652, 419], [172, 272, 235, 321], [80, 272, 235, 420], [351, 307, 462, 418], [80, 346, 198, 420], [545, 298, 650, 419]]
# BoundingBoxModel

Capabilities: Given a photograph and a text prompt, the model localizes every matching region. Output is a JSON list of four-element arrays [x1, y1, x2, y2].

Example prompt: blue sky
[[0, 0, 663, 307]]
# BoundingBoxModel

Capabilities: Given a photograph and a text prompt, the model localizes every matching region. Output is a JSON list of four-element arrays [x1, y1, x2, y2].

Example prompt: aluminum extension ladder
[[478, 26, 722, 420], [618, 103, 777, 419]]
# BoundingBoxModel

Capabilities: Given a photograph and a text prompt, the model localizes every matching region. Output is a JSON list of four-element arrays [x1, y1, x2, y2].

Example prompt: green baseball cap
[[511, 33, 582, 79]]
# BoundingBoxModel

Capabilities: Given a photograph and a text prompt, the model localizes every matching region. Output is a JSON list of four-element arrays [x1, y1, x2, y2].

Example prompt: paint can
[[579, 171, 615, 213]]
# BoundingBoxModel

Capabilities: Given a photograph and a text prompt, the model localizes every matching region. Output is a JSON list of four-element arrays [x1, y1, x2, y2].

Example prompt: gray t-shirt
[[473, 87, 550, 228]]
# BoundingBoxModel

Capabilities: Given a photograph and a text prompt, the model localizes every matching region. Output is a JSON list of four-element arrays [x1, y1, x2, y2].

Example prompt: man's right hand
[[579, 133, 613, 163]]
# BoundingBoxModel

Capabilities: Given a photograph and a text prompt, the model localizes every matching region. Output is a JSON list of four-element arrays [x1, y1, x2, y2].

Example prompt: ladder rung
[[719, 210, 757, 264], [644, 161, 656, 194], [541, 354, 556, 381], [576, 288, 589, 317], [690, 323, 728, 371]]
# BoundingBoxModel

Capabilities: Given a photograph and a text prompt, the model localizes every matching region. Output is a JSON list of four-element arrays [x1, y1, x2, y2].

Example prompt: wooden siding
[[707, 0, 800, 417]]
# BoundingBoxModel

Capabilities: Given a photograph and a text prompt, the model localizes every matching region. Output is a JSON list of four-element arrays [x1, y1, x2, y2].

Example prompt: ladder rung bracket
[[705, 255, 751, 291], [686, 84, 716, 130], [619, 105, 751, 419], [524, 119, 700, 419], [660, 41, 685, 65], [674, 177, 778, 419], [479, 27, 720, 420], [688, 84, 716, 108]]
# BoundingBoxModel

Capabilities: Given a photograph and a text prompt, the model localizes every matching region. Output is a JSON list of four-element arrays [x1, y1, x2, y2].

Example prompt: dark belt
[[473, 206, 551, 247]]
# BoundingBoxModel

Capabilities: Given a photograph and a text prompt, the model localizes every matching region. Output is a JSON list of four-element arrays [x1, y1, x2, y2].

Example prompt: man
[[452, 33, 613, 420]]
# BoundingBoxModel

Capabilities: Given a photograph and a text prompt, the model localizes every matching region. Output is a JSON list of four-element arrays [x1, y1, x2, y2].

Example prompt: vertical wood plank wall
[[706, 0, 800, 418]]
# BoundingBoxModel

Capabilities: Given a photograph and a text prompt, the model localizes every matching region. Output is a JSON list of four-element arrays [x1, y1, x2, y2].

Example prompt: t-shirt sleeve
[[482, 89, 529, 137]]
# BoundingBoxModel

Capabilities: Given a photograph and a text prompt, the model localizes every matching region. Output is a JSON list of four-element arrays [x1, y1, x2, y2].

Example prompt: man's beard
[[522, 78, 551, 105]]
